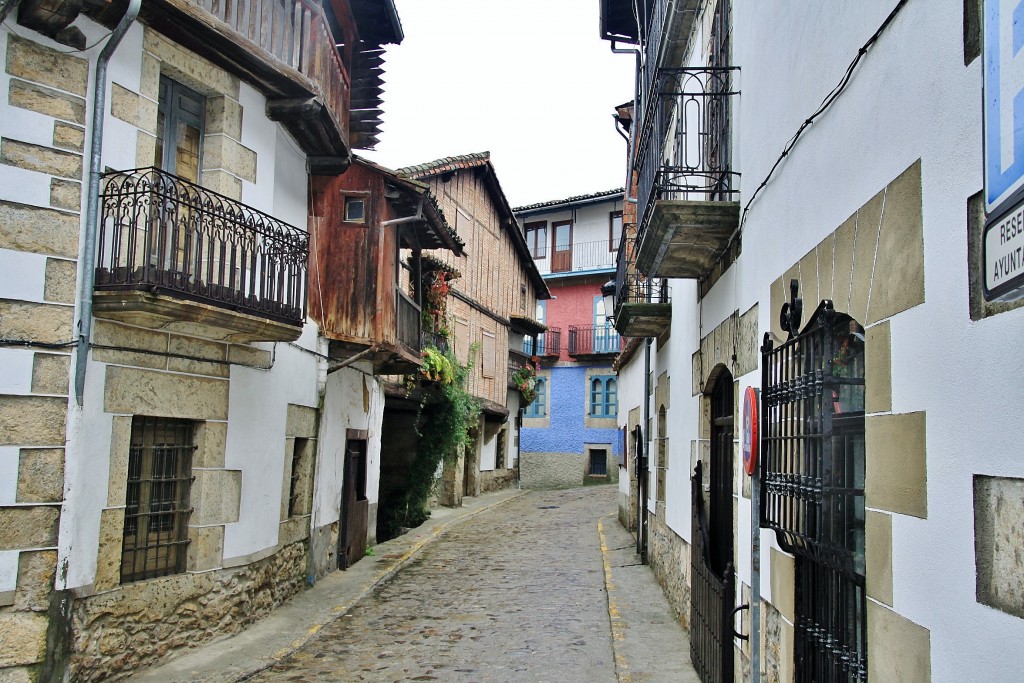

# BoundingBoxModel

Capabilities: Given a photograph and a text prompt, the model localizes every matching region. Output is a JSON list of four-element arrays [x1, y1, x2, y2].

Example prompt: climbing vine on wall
[[379, 344, 480, 540]]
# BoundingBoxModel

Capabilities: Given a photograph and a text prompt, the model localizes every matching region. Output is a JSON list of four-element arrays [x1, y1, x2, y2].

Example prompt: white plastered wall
[[641, 0, 1024, 679]]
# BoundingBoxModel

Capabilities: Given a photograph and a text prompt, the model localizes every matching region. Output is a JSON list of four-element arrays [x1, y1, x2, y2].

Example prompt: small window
[[525, 378, 547, 417], [344, 197, 366, 223], [589, 448, 609, 476], [589, 376, 618, 417], [121, 416, 194, 584], [481, 331, 496, 379], [610, 211, 623, 252], [525, 221, 547, 259]]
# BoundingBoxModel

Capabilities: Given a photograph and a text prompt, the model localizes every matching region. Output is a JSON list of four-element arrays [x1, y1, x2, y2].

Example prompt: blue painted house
[[513, 191, 625, 488]]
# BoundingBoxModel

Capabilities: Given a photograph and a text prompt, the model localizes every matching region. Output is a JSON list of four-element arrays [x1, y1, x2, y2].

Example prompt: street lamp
[[601, 279, 617, 322]]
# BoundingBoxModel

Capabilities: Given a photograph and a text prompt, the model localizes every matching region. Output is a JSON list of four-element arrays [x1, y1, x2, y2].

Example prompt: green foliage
[[378, 345, 480, 540]]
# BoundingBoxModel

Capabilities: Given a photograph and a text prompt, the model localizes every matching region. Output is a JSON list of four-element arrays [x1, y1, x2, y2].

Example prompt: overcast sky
[[361, 0, 636, 208]]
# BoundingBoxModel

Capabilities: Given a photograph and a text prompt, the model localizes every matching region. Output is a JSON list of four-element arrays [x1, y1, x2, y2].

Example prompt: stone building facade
[[0, 0, 407, 679], [601, 0, 1024, 681], [514, 189, 625, 489], [394, 153, 550, 504]]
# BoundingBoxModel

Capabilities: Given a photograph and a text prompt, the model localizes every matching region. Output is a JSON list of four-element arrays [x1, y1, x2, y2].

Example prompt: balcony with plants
[[93, 167, 308, 342]]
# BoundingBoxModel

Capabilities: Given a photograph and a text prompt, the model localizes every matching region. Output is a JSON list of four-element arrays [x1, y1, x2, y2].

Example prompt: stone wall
[[479, 467, 518, 493], [70, 541, 307, 681], [519, 452, 585, 489], [1, 29, 87, 681], [646, 511, 691, 629]]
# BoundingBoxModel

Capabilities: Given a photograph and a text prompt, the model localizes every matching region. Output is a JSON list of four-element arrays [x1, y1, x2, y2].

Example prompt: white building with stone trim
[[0, 0, 425, 679], [601, 0, 1024, 681]]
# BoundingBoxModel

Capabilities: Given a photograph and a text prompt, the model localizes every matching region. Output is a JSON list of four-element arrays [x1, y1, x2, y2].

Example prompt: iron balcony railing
[[523, 327, 561, 357], [96, 167, 308, 325], [508, 350, 533, 389], [634, 67, 740, 251], [535, 238, 618, 275], [397, 290, 421, 354], [193, 0, 349, 140], [613, 231, 670, 317], [568, 324, 622, 356]]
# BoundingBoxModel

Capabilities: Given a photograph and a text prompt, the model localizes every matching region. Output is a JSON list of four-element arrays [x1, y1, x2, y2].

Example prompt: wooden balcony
[[94, 168, 307, 342]]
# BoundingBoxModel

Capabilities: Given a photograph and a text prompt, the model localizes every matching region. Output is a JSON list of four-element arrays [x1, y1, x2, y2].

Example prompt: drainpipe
[[74, 0, 142, 405], [0, 0, 22, 26], [611, 40, 641, 204]]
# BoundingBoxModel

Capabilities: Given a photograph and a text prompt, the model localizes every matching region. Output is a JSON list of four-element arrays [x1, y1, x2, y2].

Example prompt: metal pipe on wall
[[74, 0, 142, 405]]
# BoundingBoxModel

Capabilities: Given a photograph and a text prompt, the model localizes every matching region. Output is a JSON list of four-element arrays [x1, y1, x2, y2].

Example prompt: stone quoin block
[[16, 448, 64, 503], [31, 352, 70, 395], [0, 395, 68, 446], [0, 505, 60, 550], [8, 78, 86, 123], [0, 200, 81, 258], [1, 138, 83, 179], [5, 35, 88, 95], [103, 366, 229, 420], [44, 257, 77, 304], [0, 300, 74, 344], [49, 179, 82, 211]]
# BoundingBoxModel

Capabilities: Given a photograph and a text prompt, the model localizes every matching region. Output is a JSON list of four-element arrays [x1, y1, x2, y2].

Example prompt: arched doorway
[[761, 299, 867, 681], [691, 368, 735, 681]]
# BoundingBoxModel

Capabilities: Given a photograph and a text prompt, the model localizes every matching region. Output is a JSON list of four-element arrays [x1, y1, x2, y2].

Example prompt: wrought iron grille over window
[[121, 416, 195, 583], [760, 297, 867, 682], [96, 167, 309, 326]]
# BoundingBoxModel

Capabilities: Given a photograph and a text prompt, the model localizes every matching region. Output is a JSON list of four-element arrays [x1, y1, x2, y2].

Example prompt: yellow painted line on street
[[599, 514, 631, 683]]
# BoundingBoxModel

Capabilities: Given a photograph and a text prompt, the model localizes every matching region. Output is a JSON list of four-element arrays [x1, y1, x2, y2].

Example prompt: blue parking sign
[[985, 0, 1024, 213]]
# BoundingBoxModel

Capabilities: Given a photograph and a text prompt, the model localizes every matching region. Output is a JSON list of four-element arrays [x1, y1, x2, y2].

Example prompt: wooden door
[[551, 220, 572, 272], [339, 433, 368, 570]]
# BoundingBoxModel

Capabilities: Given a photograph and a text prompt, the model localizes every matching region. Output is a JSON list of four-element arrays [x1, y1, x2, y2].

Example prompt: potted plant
[[512, 363, 538, 405]]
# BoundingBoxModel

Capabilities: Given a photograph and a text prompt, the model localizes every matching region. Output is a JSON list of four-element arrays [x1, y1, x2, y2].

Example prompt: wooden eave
[[509, 315, 547, 336], [635, 200, 740, 279]]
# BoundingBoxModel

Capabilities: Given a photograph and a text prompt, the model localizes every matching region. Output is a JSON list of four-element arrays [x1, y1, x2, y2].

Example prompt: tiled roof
[[512, 188, 625, 214], [396, 152, 491, 179]]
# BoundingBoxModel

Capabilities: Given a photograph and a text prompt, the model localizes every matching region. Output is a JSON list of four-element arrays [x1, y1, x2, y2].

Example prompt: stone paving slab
[[127, 486, 700, 683], [126, 488, 528, 683], [599, 514, 701, 683]]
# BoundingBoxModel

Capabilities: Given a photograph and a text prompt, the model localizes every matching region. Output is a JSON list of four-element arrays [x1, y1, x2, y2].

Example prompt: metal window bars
[[760, 298, 867, 681], [121, 416, 195, 584], [96, 167, 309, 326]]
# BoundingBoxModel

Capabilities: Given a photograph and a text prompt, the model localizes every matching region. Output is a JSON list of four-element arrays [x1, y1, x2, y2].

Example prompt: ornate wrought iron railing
[[760, 296, 867, 682], [635, 67, 740, 249], [96, 167, 308, 325], [523, 327, 561, 357], [568, 324, 621, 356]]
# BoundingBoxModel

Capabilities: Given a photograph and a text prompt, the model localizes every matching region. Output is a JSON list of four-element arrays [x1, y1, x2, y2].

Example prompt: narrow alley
[[130, 486, 697, 683]]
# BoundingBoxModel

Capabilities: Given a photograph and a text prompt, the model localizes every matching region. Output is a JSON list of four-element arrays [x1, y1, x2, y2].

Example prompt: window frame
[[524, 377, 547, 417], [610, 210, 623, 252], [121, 416, 195, 584], [589, 375, 618, 417], [524, 220, 548, 259]]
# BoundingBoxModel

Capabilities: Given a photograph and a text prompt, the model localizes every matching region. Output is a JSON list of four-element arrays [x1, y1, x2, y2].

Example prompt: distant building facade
[[514, 190, 625, 488]]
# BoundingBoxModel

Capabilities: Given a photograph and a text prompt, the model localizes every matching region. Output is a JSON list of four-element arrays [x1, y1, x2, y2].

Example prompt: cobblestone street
[[249, 487, 635, 682]]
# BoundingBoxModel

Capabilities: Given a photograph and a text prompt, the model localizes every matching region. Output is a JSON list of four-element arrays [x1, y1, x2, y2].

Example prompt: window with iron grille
[[121, 416, 194, 584], [524, 378, 546, 417], [761, 300, 867, 682], [589, 447, 608, 476], [589, 376, 618, 417]]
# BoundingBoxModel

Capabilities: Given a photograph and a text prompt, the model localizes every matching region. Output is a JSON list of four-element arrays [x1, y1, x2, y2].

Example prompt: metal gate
[[760, 288, 867, 682], [690, 372, 735, 682]]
